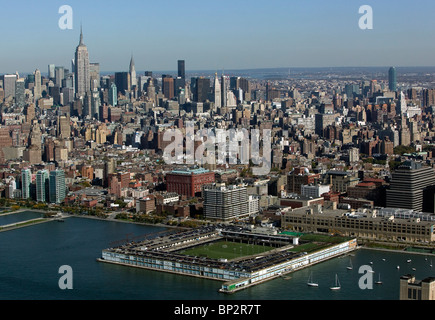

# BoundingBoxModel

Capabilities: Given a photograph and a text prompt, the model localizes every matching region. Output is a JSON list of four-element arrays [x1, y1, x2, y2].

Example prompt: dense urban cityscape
[[2, 25, 435, 303]]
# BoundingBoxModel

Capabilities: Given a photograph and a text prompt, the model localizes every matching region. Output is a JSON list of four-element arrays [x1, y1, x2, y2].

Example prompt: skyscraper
[[74, 27, 90, 98], [194, 77, 210, 102], [89, 62, 100, 91], [221, 75, 229, 108], [213, 73, 221, 109], [21, 168, 31, 200], [129, 55, 137, 88], [162, 75, 174, 100], [34, 69, 42, 101], [55, 66, 65, 87], [49, 169, 66, 204], [109, 82, 117, 106], [48, 64, 55, 79], [114, 72, 130, 95], [178, 60, 185, 79], [15, 78, 25, 107], [1, 74, 17, 99], [36, 170, 49, 202], [386, 161, 435, 212], [389, 67, 397, 92]]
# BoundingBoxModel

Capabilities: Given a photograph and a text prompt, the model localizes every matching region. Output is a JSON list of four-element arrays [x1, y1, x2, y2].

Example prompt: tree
[[393, 145, 415, 155]]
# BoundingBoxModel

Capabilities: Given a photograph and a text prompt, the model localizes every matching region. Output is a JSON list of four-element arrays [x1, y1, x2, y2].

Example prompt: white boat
[[307, 272, 318, 287], [430, 260, 433, 268], [330, 274, 341, 291], [396, 266, 400, 269], [375, 273, 383, 285], [407, 259, 412, 263], [347, 258, 353, 270]]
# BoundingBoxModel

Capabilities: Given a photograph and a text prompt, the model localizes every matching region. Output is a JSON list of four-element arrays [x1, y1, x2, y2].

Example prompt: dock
[[98, 225, 358, 293]]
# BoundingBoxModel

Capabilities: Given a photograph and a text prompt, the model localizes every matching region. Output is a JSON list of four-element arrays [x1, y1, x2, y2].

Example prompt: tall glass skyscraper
[[21, 169, 31, 199], [36, 170, 49, 202], [49, 170, 66, 204], [178, 60, 185, 79], [388, 67, 397, 92], [109, 83, 117, 106]]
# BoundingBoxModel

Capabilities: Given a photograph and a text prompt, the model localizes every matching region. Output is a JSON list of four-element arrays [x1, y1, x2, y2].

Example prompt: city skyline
[[2, 0, 435, 74]]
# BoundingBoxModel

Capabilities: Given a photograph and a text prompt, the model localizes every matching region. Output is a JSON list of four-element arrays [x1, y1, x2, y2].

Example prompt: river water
[[0, 214, 433, 300]]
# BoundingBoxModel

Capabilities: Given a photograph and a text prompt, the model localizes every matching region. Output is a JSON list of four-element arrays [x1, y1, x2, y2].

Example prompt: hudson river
[[0, 213, 433, 300]]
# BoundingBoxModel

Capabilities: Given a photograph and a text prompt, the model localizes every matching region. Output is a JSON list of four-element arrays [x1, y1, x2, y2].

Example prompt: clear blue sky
[[2, 0, 435, 74]]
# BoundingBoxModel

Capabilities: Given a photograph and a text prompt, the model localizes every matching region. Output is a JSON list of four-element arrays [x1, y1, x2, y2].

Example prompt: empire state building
[[74, 27, 90, 98]]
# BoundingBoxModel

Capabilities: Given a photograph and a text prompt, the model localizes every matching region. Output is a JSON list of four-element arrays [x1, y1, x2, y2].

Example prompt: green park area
[[178, 240, 275, 260]]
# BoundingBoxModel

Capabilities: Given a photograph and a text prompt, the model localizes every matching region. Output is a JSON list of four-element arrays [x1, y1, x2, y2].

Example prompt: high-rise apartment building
[[203, 183, 258, 221], [36, 170, 49, 202], [386, 161, 435, 212], [21, 168, 31, 199], [49, 169, 66, 204], [74, 27, 90, 98]]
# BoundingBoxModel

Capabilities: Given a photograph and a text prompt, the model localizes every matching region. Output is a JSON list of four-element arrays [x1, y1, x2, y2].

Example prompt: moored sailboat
[[307, 272, 318, 287], [330, 274, 341, 290]]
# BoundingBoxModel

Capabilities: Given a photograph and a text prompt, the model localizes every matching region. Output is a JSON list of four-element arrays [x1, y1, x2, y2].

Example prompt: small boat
[[347, 258, 353, 270], [375, 273, 383, 285], [382, 258, 386, 261], [397, 266, 400, 269], [412, 268, 416, 271], [369, 261, 373, 265], [307, 272, 318, 287], [330, 274, 341, 291], [407, 259, 412, 263], [430, 260, 433, 268]]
